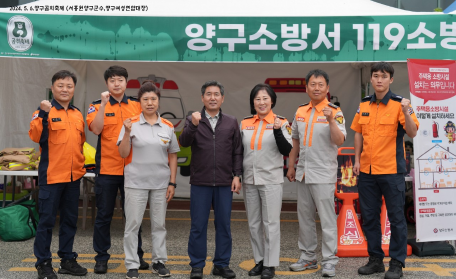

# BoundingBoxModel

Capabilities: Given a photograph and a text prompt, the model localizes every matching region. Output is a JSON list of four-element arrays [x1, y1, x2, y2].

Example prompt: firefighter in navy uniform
[[86, 66, 147, 274], [29, 70, 87, 279], [352, 62, 419, 279]]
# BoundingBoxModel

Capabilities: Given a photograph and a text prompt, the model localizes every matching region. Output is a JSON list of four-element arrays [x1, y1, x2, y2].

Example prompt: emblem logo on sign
[[434, 228, 438, 233], [7, 16, 33, 52]]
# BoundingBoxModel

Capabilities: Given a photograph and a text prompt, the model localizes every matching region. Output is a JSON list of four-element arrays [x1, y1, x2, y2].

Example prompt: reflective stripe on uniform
[[241, 110, 291, 185], [291, 98, 347, 184]]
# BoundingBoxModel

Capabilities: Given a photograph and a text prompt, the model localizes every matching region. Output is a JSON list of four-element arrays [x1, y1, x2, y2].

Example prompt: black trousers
[[358, 172, 407, 266]]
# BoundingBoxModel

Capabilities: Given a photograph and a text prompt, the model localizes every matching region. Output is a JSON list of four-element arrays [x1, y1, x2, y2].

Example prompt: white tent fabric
[[1, 0, 436, 16], [0, 0, 423, 198]]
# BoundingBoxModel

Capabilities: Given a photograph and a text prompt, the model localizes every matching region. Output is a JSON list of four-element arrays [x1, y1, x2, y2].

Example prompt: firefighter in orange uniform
[[29, 70, 87, 279], [86, 66, 147, 273], [352, 62, 419, 279]]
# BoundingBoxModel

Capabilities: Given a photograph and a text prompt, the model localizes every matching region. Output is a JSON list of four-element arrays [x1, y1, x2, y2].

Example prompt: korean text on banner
[[408, 59, 456, 242]]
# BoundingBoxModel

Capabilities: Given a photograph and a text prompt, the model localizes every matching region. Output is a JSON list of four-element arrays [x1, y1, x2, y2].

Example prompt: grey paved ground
[[1, 207, 456, 279]]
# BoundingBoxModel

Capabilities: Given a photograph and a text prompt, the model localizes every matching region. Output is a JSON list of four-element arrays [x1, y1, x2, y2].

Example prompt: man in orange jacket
[[352, 62, 419, 279], [86, 66, 147, 273], [29, 70, 87, 279]]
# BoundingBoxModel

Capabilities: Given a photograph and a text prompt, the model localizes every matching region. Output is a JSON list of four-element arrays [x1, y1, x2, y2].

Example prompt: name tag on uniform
[[266, 124, 274, 129], [316, 116, 327, 122], [362, 112, 369, 116], [296, 117, 305, 121], [245, 126, 255, 130], [51, 118, 61, 122], [105, 113, 115, 117]]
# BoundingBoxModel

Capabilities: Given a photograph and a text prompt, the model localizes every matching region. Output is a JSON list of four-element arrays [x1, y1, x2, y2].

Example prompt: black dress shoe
[[139, 258, 150, 270], [94, 260, 108, 274], [248, 260, 263, 276], [212, 265, 236, 278], [190, 267, 203, 279], [261, 267, 275, 279]]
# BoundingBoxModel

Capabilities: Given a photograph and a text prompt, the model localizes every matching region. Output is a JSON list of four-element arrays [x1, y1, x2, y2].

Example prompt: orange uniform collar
[[307, 98, 329, 113], [253, 110, 275, 124]]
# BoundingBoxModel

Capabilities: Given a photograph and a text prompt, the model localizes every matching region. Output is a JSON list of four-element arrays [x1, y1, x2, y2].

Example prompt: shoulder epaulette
[[328, 102, 339, 109], [391, 94, 403, 102], [244, 115, 254, 119], [299, 103, 309, 107], [276, 115, 285, 119], [72, 106, 81, 112], [361, 95, 372, 103], [161, 117, 174, 128], [128, 96, 139, 102], [130, 115, 140, 122], [92, 99, 102, 105]]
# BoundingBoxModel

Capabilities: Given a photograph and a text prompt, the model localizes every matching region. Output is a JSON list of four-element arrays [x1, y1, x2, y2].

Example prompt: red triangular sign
[[340, 209, 364, 245]]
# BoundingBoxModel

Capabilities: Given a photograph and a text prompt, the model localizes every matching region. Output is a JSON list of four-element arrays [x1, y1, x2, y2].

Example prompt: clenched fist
[[401, 98, 411, 114], [40, 100, 52, 112], [322, 107, 334, 122], [101, 91, 111, 106], [273, 117, 281, 129], [192, 112, 202, 126], [123, 118, 132, 133]]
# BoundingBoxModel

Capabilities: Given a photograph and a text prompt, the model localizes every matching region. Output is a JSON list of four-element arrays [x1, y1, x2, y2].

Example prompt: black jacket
[[179, 107, 242, 186]]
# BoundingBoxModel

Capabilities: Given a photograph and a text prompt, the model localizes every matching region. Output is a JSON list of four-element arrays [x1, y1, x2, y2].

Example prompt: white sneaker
[[322, 263, 336, 277], [289, 259, 318, 271]]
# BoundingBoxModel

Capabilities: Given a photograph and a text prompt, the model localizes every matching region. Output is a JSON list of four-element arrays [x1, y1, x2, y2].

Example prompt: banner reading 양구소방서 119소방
[[407, 59, 456, 242]]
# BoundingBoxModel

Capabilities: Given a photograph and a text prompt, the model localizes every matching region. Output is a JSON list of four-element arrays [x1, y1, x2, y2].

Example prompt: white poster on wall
[[408, 59, 456, 242]]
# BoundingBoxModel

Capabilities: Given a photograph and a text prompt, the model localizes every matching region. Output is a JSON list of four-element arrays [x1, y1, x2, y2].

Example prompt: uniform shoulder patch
[[87, 105, 96, 114], [92, 99, 102, 105], [276, 115, 285, 119], [243, 115, 254, 119], [161, 117, 174, 128], [328, 102, 339, 109], [361, 95, 372, 103], [391, 94, 403, 102], [299, 103, 309, 107]]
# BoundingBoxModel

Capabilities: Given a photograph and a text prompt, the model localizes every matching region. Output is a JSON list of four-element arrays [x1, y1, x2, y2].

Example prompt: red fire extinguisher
[[432, 121, 439, 138]]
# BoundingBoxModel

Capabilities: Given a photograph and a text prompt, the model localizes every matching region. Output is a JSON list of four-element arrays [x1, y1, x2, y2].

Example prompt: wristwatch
[[169, 182, 177, 188]]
